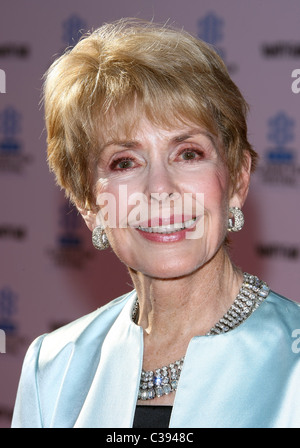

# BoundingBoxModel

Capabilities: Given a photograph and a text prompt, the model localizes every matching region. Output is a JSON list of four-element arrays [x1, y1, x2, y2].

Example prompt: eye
[[178, 148, 205, 161], [110, 157, 136, 171]]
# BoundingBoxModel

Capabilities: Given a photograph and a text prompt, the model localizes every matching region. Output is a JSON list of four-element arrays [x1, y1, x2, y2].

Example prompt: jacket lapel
[[74, 292, 143, 428]]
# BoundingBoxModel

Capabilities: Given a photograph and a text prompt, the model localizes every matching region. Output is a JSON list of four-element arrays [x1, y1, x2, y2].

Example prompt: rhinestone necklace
[[132, 272, 270, 401]]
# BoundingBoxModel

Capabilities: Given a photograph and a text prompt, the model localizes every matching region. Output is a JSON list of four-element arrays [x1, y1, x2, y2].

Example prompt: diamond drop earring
[[92, 225, 110, 250], [228, 207, 244, 232]]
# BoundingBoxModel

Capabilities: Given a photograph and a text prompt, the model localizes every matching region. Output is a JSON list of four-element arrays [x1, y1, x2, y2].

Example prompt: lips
[[133, 215, 201, 244]]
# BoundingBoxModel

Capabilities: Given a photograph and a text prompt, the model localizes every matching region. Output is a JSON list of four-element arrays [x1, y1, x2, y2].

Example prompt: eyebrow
[[172, 128, 215, 144], [174, 129, 219, 150]]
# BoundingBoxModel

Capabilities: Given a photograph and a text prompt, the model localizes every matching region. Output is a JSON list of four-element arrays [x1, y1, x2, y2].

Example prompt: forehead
[[95, 91, 219, 145], [99, 117, 219, 150]]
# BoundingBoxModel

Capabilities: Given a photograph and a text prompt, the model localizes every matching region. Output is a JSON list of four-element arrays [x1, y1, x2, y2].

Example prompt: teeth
[[138, 218, 196, 234]]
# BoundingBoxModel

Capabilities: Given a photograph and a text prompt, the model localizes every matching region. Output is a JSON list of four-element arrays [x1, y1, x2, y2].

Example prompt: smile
[[137, 218, 197, 234]]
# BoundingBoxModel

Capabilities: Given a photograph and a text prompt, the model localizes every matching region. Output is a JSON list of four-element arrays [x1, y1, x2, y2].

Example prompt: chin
[[129, 254, 205, 280]]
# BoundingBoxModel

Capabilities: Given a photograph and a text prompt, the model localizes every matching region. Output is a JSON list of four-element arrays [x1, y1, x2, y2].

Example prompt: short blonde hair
[[43, 18, 257, 209]]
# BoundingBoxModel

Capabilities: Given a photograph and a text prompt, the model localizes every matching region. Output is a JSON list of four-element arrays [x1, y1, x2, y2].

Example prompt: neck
[[129, 246, 243, 340]]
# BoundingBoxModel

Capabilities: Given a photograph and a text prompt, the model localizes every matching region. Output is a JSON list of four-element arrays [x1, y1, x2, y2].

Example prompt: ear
[[229, 152, 252, 208], [76, 205, 97, 232]]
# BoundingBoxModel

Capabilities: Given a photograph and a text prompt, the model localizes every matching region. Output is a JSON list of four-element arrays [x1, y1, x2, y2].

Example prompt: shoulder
[[267, 290, 300, 313], [262, 289, 300, 330], [36, 290, 135, 364], [12, 290, 136, 427]]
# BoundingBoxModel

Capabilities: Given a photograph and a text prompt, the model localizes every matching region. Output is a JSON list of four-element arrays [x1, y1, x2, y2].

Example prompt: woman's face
[[90, 119, 245, 279]]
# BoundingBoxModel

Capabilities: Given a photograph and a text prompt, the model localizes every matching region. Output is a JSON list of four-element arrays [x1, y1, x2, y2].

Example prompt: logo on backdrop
[[256, 244, 299, 260], [53, 14, 88, 64], [62, 14, 88, 47], [256, 111, 300, 186], [197, 11, 238, 74], [47, 201, 94, 269], [0, 286, 24, 354], [262, 41, 300, 58], [0, 43, 30, 59], [255, 112, 299, 260], [0, 106, 32, 172], [0, 287, 17, 333], [0, 224, 27, 241]]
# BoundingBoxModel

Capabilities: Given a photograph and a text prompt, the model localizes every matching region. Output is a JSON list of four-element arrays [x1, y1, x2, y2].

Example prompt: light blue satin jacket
[[12, 289, 300, 428]]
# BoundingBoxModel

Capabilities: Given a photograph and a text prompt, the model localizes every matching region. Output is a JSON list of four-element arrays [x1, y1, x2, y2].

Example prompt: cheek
[[95, 179, 145, 228], [181, 166, 229, 209]]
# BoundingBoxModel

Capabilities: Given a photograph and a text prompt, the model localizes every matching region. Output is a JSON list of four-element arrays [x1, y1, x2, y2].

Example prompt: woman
[[12, 18, 300, 428]]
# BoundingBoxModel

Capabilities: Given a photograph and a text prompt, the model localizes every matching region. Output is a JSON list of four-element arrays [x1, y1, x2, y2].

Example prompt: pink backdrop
[[1, 0, 300, 427]]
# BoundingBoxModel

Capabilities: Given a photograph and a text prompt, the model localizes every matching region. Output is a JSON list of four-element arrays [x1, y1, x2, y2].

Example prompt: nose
[[145, 162, 178, 202]]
